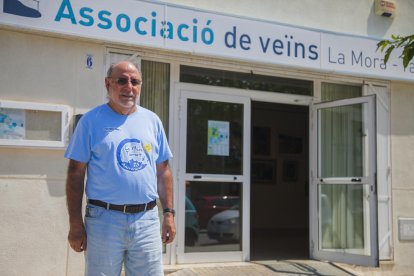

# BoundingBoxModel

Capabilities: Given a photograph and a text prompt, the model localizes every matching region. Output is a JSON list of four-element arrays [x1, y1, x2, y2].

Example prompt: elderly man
[[65, 61, 175, 276]]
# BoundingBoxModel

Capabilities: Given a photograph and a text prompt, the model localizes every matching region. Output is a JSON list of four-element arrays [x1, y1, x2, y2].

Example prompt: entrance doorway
[[175, 85, 251, 264], [250, 101, 309, 260]]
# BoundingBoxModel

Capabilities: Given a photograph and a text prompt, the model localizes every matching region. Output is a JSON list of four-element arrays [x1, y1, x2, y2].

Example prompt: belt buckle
[[143, 202, 148, 212], [123, 205, 127, 214]]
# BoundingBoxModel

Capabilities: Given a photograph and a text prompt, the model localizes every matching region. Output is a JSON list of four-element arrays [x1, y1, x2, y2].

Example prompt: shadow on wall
[[0, 147, 67, 197], [366, 2, 393, 37], [390, 85, 414, 136]]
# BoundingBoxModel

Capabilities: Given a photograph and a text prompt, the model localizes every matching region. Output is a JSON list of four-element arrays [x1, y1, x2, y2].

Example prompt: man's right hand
[[66, 160, 87, 252], [68, 224, 87, 252]]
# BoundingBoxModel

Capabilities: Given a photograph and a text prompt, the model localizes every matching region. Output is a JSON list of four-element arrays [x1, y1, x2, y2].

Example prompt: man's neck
[[107, 102, 137, 115]]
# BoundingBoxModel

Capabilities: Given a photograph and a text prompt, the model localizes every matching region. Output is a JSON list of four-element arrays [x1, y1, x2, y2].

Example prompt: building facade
[[0, 0, 413, 275]]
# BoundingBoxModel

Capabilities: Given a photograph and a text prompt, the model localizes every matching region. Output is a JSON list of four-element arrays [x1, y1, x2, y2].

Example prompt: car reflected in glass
[[185, 196, 200, 246], [193, 195, 240, 229], [207, 203, 240, 243]]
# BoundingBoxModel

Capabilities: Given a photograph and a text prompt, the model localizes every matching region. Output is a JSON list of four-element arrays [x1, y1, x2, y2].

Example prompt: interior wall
[[251, 101, 309, 230]]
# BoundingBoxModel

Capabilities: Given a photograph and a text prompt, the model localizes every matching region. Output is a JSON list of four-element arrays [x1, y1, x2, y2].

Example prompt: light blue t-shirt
[[64, 104, 172, 204]]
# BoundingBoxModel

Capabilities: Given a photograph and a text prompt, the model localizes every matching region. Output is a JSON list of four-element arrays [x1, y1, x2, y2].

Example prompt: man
[[65, 60, 175, 276]]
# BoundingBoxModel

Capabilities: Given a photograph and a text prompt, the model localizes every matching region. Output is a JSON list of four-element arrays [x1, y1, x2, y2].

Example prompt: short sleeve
[[155, 118, 173, 164], [64, 117, 91, 163]]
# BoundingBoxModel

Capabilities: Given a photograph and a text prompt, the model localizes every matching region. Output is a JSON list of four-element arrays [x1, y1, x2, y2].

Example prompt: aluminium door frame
[[309, 95, 379, 267], [174, 83, 251, 264]]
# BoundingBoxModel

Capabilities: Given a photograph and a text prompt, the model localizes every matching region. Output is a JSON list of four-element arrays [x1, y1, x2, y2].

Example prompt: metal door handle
[[351, 178, 362, 182]]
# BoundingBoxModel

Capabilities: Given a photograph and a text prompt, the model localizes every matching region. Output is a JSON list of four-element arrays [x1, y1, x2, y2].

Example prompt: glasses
[[111, 77, 142, 86]]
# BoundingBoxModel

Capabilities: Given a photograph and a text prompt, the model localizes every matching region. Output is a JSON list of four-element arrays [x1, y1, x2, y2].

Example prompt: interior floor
[[250, 228, 309, 260]]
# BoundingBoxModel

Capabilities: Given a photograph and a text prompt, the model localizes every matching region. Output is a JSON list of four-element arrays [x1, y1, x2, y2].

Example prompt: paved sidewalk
[[165, 260, 357, 275]]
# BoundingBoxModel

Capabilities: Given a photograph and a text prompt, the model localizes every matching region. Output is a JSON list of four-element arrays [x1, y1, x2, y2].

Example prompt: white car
[[207, 203, 240, 243]]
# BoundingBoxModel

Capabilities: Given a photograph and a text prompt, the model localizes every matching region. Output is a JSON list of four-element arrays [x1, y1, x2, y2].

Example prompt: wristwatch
[[163, 208, 175, 216]]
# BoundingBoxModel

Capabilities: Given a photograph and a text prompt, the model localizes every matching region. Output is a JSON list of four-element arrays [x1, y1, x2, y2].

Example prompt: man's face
[[105, 62, 142, 115]]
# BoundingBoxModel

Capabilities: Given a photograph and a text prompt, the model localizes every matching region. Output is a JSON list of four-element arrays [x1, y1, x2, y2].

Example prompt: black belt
[[88, 199, 157, 214]]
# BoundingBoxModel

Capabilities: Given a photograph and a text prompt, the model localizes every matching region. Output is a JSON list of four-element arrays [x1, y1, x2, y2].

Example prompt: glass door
[[310, 95, 378, 266], [176, 86, 250, 263]]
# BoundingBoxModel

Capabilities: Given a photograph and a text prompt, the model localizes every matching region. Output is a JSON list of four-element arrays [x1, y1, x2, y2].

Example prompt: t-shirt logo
[[116, 139, 151, 171]]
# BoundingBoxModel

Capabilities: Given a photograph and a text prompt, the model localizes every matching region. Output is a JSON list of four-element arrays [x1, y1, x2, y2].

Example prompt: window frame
[[0, 100, 70, 149]]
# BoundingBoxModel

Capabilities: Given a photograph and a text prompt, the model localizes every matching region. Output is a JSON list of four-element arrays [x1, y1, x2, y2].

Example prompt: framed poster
[[0, 100, 69, 148], [207, 120, 230, 156], [252, 159, 276, 184], [252, 126, 271, 156], [279, 134, 302, 154], [0, 108, 25, 139], [283, 160, 299, 182]]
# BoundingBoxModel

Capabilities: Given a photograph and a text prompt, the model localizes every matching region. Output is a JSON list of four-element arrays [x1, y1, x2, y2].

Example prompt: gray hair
[[106, 61, 141, 77]]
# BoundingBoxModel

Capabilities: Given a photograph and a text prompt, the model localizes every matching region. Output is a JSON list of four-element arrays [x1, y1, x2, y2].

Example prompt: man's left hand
[[162, 213, 176, 244]]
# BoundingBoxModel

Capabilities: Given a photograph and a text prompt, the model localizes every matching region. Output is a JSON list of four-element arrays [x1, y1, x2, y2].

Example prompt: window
[[321, 82, 362, 102], [106, 51, 171, 135], [0, 100, 69, 148], [141, 60, 170, 135], [180, 65, 313, 96]]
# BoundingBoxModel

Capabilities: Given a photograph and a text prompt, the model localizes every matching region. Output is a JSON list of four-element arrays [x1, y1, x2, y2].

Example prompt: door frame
[[173, 83, 251, 264], [169, 81, 383, 266], [309, 95, 379, 267]]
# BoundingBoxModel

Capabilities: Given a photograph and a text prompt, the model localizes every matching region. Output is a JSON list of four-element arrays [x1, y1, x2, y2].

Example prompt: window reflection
[[185, 196, 200, 247], [320, 184, 368, 255], [181, 65, 313, 96], [185, 181, 242, 253], [186, 99, 244, 174], [207, 201, 241, 243]]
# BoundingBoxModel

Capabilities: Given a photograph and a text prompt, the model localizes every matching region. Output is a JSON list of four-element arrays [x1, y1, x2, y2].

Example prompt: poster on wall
[[0, 108, 26, 139], [207, 120, 229, 156]]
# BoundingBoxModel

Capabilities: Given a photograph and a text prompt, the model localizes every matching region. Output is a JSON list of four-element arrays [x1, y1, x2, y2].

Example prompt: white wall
[[0, 29, 105, 276], [390, 82, 414, 271], [0, 30, 105, 112], [1, 1, 414, 274], [161, 0, 413, 39]]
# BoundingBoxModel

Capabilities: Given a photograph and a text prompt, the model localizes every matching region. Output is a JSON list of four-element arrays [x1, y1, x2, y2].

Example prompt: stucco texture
[[161, 0, 414, 39], [390, 82, 414, 272]]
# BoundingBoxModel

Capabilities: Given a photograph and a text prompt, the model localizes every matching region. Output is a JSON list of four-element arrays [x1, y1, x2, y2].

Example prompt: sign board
[[0, 100, 70, 148], [1, 0, 413, 82]]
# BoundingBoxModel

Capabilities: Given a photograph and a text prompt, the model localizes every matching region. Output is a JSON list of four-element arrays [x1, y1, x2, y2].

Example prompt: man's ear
[[105, 78, 111, 90]]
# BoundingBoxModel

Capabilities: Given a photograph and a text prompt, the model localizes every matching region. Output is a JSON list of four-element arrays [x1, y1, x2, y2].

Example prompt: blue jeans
[[84, 204, 163, 276]]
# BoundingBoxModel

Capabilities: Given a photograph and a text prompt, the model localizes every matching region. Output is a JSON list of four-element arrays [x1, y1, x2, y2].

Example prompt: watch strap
[[163, 208, 175, 216]]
